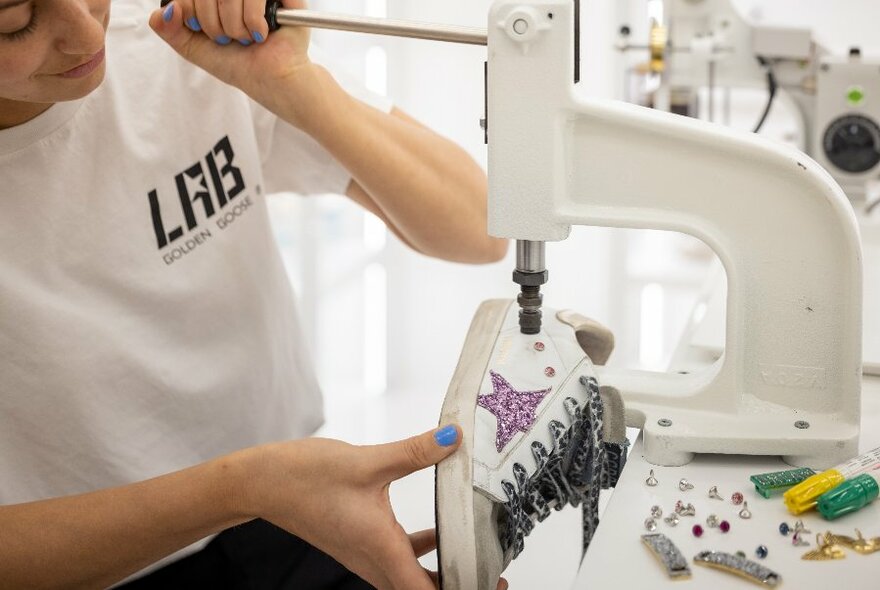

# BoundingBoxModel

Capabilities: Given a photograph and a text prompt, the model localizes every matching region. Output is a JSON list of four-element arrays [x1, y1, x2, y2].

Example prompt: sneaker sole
[[436, 298, 513, 590]]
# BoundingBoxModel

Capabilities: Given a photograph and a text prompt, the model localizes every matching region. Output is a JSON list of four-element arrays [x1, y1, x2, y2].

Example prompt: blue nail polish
[[162, 3, 174, 22], [186, 16, 201, 31], [434, 425, 458, 447], [252, 31, 264, 43], [238, 38, 251, 46], [216, 35, 231, 45]]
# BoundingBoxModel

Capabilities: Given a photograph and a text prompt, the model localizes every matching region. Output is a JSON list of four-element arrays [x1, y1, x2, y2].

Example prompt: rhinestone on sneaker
[[756, 545, 768, 559], [679, 478, 694, 492], [692, 524, 704, 537], [719, 520, 731, 533], [731, 491, 744, 505], [544, 366, 556, 377], [650, 505, 663, 518], [706, 514, 720, 528], [779, 522, 790, 535], [645, 517, 658, 532], [533, 341, 545, 351]]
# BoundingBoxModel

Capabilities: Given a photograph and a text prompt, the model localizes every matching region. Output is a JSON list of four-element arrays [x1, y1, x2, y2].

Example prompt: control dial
[[822, 114, 880, 174]]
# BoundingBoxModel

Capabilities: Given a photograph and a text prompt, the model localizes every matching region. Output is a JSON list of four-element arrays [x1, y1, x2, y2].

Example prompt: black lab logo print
[[147, 135, 256, 265]]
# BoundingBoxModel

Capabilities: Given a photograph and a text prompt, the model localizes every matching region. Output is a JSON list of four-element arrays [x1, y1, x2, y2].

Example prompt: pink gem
[[675, 500, 685, 513], [545, 367, 556, 377], [719, 520, 730, 533], [731, 492, 744, 505], [534, 342, 545, 351], [692, 524, 704, 537]]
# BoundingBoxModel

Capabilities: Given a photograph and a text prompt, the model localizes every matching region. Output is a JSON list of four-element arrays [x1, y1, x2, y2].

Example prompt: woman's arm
[[150, 1, 508, 264], [0, 428, 472, 590]]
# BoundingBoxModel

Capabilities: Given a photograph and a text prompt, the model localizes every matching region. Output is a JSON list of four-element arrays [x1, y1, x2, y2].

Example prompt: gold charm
[[840, 530, 880, 555], [801, 533, 846, 560]]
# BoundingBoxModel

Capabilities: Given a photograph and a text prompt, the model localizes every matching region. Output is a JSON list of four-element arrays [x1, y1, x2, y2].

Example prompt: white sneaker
[[435, 299, 628, 590]]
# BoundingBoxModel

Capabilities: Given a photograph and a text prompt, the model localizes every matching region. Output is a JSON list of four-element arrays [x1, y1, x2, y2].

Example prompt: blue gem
[[779, 522, 790, 535], [756, 545, 768, 559]]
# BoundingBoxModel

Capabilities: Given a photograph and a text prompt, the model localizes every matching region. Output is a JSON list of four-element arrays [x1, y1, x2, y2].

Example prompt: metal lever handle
[[159, 0, 487, 46]]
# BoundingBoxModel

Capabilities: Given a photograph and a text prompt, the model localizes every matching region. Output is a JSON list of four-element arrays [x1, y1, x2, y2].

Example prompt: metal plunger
[[514, 240, 547, 335]]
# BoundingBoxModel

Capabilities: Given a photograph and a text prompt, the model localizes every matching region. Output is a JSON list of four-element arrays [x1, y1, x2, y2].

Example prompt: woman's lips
[[59, 47, 105, 79]]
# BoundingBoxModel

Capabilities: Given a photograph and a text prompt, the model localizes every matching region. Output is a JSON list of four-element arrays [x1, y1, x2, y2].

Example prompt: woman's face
[[0, 0, 110, 128]]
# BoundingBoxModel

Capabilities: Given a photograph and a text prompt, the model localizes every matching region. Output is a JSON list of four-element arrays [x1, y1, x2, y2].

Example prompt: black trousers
[[118, 519, 375, 590]]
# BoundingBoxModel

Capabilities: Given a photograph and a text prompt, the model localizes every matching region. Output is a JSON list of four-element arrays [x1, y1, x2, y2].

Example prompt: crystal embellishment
[[641, 533, 691, 579], [693, 550, 780, 587]]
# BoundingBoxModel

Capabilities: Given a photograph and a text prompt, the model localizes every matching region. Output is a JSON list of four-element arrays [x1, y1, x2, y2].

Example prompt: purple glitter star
[[477, 370, 551, 452]]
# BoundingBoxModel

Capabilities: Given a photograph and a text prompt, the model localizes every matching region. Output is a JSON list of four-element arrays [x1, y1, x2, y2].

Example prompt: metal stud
[[706, 514, 720, 528], [708, 485, 723, 500], [650, 505, 663, 519], [677, 503, 696, 517], [738, 501, 752, 519], [644, 517, 657, 532], [679, 478, 694, 492], [646, 469, 658, 487], [664, 513, 681, 527]]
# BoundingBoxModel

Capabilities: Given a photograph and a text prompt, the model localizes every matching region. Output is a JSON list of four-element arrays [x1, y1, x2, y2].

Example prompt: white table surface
[[576, 367, 880, 589]]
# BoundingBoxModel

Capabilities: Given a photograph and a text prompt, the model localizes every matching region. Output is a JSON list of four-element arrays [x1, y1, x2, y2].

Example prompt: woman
[[0, 0, 507, 587]]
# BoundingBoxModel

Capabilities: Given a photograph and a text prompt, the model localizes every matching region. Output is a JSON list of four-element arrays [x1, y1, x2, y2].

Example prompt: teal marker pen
[[816, 471, 880, 520]]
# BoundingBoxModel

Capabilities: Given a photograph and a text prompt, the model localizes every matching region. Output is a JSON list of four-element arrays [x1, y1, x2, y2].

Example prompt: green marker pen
[[817, 471, 880, 520]]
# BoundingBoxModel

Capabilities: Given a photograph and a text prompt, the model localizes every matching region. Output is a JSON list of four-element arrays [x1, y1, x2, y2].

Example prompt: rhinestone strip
[[641, 533, 691, 579], [693, 550, 781, 587]]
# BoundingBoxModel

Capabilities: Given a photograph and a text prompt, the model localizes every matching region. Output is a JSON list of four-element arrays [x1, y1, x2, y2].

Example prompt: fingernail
[[238, 38, 251, 46], [252, 31, 264, 43], [216, 35, 231, 45], [434, 425, 458, 447], [162, 2, 174, 22], [186, 16, 201, 31]]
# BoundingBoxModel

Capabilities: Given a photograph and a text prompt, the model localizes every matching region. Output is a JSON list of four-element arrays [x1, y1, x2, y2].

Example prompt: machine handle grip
[[158, 0, 282, 31]]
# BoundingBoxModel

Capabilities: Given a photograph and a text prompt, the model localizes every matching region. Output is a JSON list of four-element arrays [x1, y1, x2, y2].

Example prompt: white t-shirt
[[0, 0, 389, 576]]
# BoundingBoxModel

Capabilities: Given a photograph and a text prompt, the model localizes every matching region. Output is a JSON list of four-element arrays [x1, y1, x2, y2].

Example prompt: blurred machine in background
[[618, 0, 880, 208], [615, 0, 880, 376]]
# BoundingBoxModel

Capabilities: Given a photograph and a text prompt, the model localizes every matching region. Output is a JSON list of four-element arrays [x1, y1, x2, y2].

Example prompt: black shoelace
[[498, 376, 630, 562]]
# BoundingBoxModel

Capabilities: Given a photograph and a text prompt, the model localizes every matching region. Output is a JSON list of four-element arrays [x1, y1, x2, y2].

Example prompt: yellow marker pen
[[784, 445, 880, 515]]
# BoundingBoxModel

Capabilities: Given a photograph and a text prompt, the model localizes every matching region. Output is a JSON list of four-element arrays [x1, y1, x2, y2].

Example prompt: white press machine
[[269, 0, 862, 469]]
